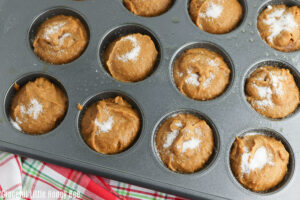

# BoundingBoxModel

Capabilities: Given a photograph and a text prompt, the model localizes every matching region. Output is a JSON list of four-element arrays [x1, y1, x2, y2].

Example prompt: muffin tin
[[0, 0, 299, 199]]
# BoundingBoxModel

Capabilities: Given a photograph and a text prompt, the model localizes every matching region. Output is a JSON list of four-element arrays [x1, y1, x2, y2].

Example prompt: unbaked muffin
[[257, 4, 300, 52], [189, 0, 243, 34], [80, 96, 140, 154], [123, 0, 173, 17], [155, 113, 214, 173], [33, 15, 88, 64], [10, 77, 68, 134], [104, 33, 158, 82], [173, 48, 231, 100], [245, 66, 300, 119], [230, 134, 289, 192]]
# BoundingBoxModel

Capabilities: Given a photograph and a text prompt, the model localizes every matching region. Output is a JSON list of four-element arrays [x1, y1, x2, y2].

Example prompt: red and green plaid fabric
[[0, 152, 186, 200]]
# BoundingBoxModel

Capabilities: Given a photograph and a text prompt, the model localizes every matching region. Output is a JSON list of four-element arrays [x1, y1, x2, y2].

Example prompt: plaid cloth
[[0, 152, 186, 200]]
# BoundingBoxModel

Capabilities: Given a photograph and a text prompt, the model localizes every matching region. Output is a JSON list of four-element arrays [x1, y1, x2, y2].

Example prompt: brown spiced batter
[[10, 77, 68, 134], [245, 66, 300, 119], [123, 0, 173, 17], [104, 33, 158, 82], [173, 48, 231, 100], [33, 15, 88, 64], [230, 134, 289, 192], [80, 96, 140, 154], [156, 113, 214, 173], [257, 4, 300, 52], [189, 0, 243, 34]]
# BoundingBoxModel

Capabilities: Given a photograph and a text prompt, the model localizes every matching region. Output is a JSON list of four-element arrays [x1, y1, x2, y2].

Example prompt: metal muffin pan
[[0, 0, 299, 199]]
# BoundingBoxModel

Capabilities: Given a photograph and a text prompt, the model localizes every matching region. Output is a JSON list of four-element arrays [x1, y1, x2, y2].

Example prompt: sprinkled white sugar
[[253, 84, 274, 108], [191, 57, 201, 63], [43, 22, 66, 40], [171, 113, 179, 118], [175, 121, 183, 128], [203, 72, 215, 89], [207, 59, 219, 67], [263, 8, 298, 43], [59, 32, 71, 45], [255, 98, 274, 108], [94, 116, 114, 134], [194, 128, 202, 136], [256, 76, 264, 81], [177, 72, 183, 77], [10, 117, 22, 131], [185, 73, 200, 86], [269, 73, 284, 95], [200, 2, 223, 19], [241, 146, 274, 174], [252, 72, 285, 109], [253, 84, 272, 99], [163, 130, 179, 148], [15, 117, 22, 125], [117, 35, 141, 62], [185, 69, 200, 86], [20, 99, 43, 120], [181, 138, 201, 153]]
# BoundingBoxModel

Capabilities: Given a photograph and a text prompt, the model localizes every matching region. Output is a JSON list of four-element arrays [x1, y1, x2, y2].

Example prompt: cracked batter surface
[[230, 134, 289, 192], [257, 4, 300, 52], [33, 15, 88, 64], [189, 0, 243, 34], [155, 113, 214, 173], [10, 77, 68, 134], [123, 0, 173, 17], [80, 96, 140, 154], [245, 66, 299, 119], [173, 48, 231, 100], [104, 33, 158, 82]]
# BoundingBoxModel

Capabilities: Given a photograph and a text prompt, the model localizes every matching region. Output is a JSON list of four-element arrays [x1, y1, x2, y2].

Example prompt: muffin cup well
[[28, 7, 90, 65], [152, 109, 220, 175], [186, 0, 248, 35], [77, 91, 144, 156], [170, 41, 235, 101], [4, 72, 69, 135], [256, 0, 300, 53], [99, 24, 162, 83], [243, 60, 300, 120], [228, 128, 295, 194]]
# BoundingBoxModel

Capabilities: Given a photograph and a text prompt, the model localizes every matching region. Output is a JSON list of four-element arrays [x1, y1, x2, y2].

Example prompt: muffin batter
[[123, 0, 173, 17], [257, 5, 300, 52], [80, 96, 140, 154], [155, 113, 214, 173], [173, 48, 231, 100], [189, 0, 243, 34], [104, 33, 158, 82], [230, 134, 289, 192], [33, 15, 88, 64], [10, 77, 68, 134], [245, 66, 299, 119]]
